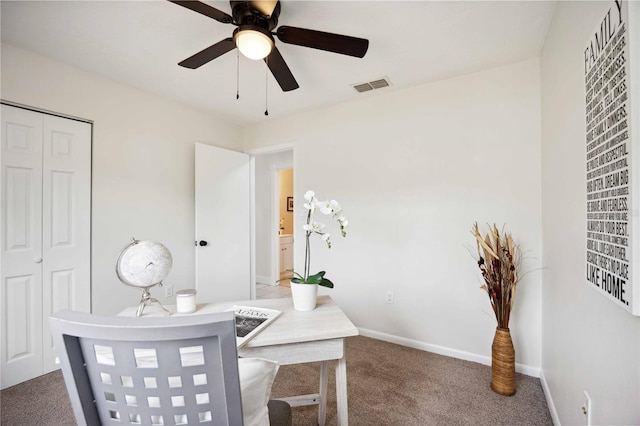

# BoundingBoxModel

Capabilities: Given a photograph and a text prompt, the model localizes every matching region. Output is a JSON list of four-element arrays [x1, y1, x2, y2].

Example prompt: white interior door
[[1, 106, 44, 388], [1, 105, 91, 388], [195, 143, 251, 303], [41, 114, 92, 374]]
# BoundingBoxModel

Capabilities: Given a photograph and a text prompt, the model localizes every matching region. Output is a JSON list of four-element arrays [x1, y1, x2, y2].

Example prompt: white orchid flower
[[304, 191, 317, 211], [303, 220, 325, 233], [318, 199, 341, 215], [334, 212, 346, 222], [296, 190, 348, 283], [318, 200, 333, 215]]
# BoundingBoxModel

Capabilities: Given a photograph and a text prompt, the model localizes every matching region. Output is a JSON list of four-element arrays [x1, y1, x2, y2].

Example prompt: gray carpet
[[1, 336, 552, 425]]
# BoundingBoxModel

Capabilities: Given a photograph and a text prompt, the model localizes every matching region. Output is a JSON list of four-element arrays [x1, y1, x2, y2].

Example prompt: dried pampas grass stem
[[472, 222, 522, 329]]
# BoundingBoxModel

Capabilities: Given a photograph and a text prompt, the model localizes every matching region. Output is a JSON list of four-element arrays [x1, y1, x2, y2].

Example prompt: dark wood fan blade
[[264, 47, 299, 92], [178, 38, 236, 69], [276, 26, 369, 58], [168, 0, 233, 24]]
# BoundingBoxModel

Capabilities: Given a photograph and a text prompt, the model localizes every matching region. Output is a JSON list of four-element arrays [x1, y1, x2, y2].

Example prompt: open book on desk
[[227, 305, 281, 348]]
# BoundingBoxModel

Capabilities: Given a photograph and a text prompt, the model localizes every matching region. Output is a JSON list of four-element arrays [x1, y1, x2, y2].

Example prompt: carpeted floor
[[271, 336, 552, 425], [1, 336, 552, 425]]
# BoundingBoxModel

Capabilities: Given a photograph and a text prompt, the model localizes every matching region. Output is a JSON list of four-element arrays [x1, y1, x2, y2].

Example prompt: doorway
[[277, 168, 294, 287], [251, 148, 293, 299]]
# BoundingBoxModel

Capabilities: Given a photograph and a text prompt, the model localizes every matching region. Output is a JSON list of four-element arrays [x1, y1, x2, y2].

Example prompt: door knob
[[198, 240, 208, 247], [34, 257, 43, 263]]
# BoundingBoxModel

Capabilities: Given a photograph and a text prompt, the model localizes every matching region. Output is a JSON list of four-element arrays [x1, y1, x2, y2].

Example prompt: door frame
[[271, 164, 294, 284], [245, 143, 294, 289]]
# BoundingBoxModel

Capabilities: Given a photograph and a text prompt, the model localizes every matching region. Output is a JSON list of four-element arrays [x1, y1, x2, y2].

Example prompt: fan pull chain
[[236, 50, 240, 100], [264, 58, 269, 116]]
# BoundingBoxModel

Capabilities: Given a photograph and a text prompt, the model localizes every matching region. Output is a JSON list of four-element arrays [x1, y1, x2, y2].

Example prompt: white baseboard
[[539, 370, 561, 425], [256, 275, 272, 285], [358, 328, 541, 378]]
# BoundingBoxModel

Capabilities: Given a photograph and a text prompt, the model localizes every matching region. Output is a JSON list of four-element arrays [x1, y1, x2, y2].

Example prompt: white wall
[[540, 1, 640, 424], [1, 43, 243, 315], [254, 150, 293, 284], [244, 59, 543, 371]]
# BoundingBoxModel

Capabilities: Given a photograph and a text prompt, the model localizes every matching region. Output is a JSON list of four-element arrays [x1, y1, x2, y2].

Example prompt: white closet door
[[1, 105, 91, 388], [41, 114, 91, 374], [1, 106, 45, 388]]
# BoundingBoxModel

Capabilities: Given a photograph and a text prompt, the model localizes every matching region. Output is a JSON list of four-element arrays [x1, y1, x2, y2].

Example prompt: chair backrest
[[49, 310, 243, 426]]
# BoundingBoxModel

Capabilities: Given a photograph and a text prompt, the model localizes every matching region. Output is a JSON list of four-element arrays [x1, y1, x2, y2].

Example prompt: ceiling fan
[[168, 0, 369, 92]]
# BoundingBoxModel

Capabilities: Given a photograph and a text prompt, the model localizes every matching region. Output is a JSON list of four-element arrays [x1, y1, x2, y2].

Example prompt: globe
[[116, 238, 172, 316]]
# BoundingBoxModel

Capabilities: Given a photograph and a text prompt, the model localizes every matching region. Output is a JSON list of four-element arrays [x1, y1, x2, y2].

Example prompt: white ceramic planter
[[290, 282, 318, 311]]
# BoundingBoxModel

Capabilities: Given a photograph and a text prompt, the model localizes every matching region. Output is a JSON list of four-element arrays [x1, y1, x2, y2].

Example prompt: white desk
[[119, 295, 359, 426]]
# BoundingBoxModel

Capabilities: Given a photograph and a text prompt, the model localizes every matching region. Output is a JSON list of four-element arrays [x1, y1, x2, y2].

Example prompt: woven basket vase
[[491, 327, 516, 396]]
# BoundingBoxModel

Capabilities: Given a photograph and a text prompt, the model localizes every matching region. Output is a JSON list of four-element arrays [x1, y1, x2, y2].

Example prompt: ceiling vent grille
[[352, 77, 391, 93]]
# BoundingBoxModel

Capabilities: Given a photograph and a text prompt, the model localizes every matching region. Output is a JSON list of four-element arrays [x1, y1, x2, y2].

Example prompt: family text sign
[[584, 0, 639, 315]]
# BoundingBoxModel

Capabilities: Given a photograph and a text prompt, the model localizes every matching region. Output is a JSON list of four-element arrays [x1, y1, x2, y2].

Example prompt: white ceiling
[[1, 1, 557, 127]]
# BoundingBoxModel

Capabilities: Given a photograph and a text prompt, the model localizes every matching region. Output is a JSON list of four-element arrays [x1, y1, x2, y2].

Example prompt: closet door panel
[[5, 275, 38, 359], [1, 105, 44, 388], [41, 115, 91, 373], [5, 167, 38, 249]]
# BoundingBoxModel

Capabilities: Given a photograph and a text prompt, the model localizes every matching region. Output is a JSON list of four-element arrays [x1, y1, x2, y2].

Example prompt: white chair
[[49, 310, 291, 426]]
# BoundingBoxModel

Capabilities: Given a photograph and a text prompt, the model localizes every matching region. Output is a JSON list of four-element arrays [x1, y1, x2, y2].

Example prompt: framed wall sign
[[584, 0, 639, 315], [287, 197, 293, 212]]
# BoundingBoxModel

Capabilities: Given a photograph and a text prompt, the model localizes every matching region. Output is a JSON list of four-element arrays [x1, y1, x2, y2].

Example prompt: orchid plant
[[289, 190, 348, 288]]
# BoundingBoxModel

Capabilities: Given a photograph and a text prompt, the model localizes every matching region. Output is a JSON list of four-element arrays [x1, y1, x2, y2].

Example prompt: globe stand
[[136, 286, 170, 317]]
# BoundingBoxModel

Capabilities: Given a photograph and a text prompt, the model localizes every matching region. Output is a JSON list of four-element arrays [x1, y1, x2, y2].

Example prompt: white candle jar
[[176, 289, 197, 314]]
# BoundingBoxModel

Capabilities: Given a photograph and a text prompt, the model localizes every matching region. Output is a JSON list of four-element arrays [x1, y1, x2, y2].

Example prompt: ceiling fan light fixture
[[234, 26, 274, 60]]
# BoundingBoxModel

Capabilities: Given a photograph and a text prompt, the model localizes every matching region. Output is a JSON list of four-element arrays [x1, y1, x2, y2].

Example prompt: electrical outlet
[[386, 291, 394, 304], [164, 283, 173, 298], [582, 391, 591, 426]]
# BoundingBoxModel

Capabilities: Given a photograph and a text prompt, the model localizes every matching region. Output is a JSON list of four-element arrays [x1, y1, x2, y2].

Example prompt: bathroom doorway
[[252, 148, 293, 296], [277, 168, 294, 287]]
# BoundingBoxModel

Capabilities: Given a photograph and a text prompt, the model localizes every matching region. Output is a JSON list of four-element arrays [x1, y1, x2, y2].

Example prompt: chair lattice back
[[49, 310, 243, 426]]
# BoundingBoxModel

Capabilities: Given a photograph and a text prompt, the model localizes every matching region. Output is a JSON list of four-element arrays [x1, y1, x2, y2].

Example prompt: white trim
[[358, 328, 541, 378], [245, 142, 294, 156], [271, 165, 280, 287], [0, 100, 93, 124], [540, 370, 561, 425], [249, 156, 256, 300], [256, 275, 272, 285]]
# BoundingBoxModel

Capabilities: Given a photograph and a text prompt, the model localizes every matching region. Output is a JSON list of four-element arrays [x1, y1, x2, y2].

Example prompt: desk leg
[[318, 361, 329, 426], [336, 354, 348, 426]]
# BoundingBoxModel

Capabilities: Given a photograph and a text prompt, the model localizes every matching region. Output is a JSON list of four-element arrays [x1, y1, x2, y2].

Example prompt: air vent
[[353, 83, 373, 93], [352, 77, 392, 93]]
